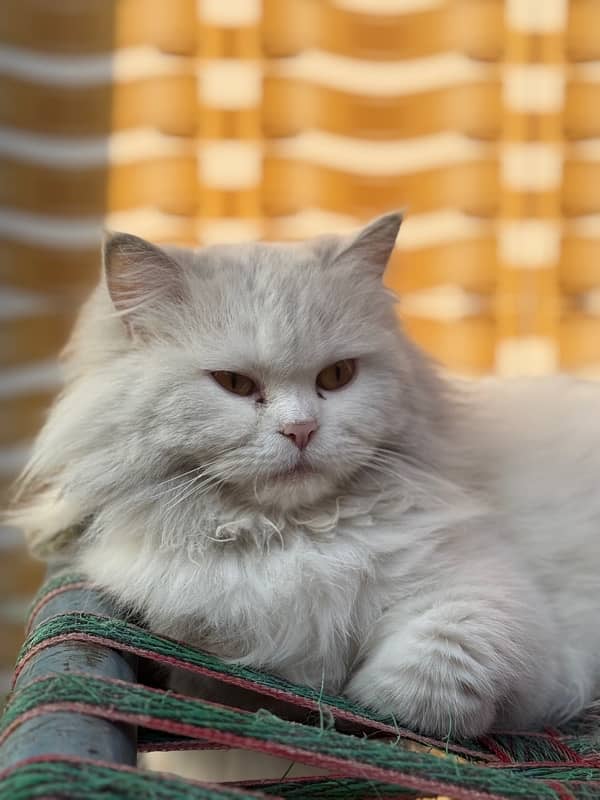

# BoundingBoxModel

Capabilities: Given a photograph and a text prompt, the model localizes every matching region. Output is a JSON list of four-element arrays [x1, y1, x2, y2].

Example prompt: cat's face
[[102, 213, 409, 511]]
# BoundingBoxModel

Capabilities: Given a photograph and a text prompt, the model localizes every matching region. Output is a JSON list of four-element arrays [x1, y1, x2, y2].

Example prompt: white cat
[[10, 213, 600, 746]]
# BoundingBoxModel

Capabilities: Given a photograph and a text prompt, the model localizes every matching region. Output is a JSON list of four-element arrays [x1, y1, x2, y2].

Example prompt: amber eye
[[316, 359, 356, 391], [211, 371, 257, 397]]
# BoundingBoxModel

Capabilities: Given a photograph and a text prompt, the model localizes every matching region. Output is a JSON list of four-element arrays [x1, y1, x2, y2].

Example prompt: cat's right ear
[[329, 212, 403, 278], [103, 231, 185, 335]]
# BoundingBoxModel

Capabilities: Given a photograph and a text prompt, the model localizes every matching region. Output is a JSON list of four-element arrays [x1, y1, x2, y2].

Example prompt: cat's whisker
[[151, 472, 205, 502], [160, 469, 229, 512], [151, 453, 238, 502], [153, 464, 205, 487], [162, 482, 205, 513], [152, 454, 229, 485], [162, 475, 223, 513], [252, 473, 261, 504], [162, 463, 243, 515]]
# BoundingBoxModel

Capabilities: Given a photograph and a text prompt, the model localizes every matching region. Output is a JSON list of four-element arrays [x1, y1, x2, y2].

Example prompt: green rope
[[18, 611, 396, 726], [0, 760, 264, 800], [1, 674, 584, 799], [248, 777, 417, 798], [0, 760, 428, 800]]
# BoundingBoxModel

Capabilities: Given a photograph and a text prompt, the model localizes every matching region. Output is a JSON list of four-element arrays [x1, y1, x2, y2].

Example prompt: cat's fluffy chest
[[80, 514, 383, 691]]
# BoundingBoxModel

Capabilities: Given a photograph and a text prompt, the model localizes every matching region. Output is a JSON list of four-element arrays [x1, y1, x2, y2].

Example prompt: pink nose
[[280, 420, 318, 450]]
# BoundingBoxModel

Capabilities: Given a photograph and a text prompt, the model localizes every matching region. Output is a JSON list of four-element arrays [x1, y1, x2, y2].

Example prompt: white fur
[[9, 216, 600, 753]]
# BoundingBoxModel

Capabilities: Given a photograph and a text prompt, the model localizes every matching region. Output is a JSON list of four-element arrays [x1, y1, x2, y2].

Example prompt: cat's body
[[10, 214, 600, 750]]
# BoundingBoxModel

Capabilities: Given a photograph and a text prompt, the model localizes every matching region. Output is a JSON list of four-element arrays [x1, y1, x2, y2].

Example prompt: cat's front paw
[[345, 616, 501, 739]]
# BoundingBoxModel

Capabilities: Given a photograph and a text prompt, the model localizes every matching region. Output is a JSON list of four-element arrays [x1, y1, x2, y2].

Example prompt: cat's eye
[[316, 359, 356, 391], [211, 371, 257, 397]]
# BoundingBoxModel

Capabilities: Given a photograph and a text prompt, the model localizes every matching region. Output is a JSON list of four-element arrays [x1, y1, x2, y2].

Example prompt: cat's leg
[[345, 577, 555, 739]]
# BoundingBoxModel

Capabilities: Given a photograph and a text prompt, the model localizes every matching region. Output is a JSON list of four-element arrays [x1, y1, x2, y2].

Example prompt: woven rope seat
[[1, 575, 600, 799]]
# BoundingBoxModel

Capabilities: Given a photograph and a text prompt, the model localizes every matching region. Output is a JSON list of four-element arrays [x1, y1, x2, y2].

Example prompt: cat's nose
[[280, 420, 318, 450]]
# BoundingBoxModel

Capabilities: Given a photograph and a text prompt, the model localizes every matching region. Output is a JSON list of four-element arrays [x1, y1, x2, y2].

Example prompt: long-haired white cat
[[10, 213, 600, 758]]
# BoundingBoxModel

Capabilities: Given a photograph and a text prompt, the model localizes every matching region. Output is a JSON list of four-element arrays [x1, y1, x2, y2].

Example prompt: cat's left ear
[[330, 211, 403, 278], [103, 231, 186, 335]]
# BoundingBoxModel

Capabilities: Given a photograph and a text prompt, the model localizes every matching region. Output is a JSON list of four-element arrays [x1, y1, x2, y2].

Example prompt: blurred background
[[0, 0, 597, 691]]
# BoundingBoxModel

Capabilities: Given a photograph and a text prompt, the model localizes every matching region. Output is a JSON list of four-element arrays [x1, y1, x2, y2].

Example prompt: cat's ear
[[330, 211, 403, 278], [103, 231, 186, 334]]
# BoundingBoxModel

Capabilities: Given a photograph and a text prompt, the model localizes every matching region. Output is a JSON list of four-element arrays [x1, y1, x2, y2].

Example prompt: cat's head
[[13, 212, 444, 555], [103, 212, 409, 509]]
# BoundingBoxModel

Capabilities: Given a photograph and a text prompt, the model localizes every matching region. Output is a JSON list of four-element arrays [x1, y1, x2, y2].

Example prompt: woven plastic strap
[[3, 575, 600, 800]]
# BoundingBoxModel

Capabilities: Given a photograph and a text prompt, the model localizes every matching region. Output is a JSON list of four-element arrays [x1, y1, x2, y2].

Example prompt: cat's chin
[[270, 463, 317, 480], [252, 470, 336, 511]]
